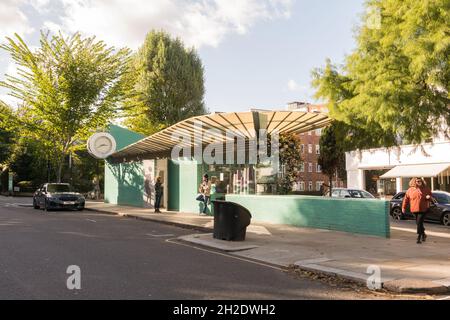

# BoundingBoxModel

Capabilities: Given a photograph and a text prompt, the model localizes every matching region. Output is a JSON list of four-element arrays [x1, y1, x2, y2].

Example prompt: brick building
[[287, 102, 346, 193]]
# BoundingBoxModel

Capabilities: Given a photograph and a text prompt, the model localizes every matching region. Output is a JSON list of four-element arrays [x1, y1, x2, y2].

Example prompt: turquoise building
[[104, 111, 390, 238]]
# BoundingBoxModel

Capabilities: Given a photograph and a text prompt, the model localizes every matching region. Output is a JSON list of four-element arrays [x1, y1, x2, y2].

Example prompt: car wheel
[[33, 199, 39, 209], [441, 212, 450, 226], [391, 207, 403, 220]]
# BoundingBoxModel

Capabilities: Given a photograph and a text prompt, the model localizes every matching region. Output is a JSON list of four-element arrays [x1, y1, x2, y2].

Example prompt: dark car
[[390, 191, 450, 226], [33, 183, 85, 211], [331, 188, 376, 199]]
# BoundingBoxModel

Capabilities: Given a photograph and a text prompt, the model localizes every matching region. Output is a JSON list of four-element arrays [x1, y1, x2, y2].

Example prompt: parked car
[[331, 188, 376, 199], [390, 191, 450, 226], [33, 183, 85, 211]]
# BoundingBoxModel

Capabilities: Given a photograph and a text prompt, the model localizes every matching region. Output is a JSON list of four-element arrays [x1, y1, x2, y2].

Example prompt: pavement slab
[[86, 201, 450, 294]]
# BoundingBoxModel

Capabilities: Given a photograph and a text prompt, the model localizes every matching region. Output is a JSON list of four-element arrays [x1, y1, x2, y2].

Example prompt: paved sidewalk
[[86, 201, 450, 294]]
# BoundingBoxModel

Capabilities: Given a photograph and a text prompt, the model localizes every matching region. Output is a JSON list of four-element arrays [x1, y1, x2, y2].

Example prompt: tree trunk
[[57, 160, 63, 183], [329, 175, 333, 197]]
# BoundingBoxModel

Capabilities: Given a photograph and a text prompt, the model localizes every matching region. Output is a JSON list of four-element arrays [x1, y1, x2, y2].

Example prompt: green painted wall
[[225, 194, 390, 238], [104, 125, 146, 206], [168, 160, 205, 213], [109, 124, 145, 151], [105, 161, 144, 206]]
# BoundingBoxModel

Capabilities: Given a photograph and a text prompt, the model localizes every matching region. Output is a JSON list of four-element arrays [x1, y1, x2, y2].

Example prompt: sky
[[0, 0, 366, 113]]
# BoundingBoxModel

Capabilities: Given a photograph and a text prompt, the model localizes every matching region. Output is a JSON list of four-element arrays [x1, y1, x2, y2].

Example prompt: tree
[[123, 31, 206, 135], [0, 32, 131, 182], [7, 136, 48, 186], [0, 104, 15, 164], [277, 133, 303, 195], [313, 0, 450, 148], [318, 123, 346, 196]]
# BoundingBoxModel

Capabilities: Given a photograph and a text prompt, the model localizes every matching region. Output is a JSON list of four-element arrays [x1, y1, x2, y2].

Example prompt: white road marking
[[146, 233, 175, 237], [86, 219, 97, 223]]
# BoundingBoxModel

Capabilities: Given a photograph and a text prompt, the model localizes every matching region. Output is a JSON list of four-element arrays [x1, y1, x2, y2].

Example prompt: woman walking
[[402, 178, 433, 244]]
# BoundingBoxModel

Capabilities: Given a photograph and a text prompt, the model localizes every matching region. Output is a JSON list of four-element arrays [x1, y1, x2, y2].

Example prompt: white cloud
[[287, 79, 307, 92], [0, 0, 34, 41], [56, 0, 293, 49], [43, 20, 63, 34], [29, 0, 51, 12]]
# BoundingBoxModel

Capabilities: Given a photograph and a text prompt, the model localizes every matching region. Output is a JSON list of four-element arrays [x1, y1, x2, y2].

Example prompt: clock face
[[95, 136, 113, 153], [87, 133, 117, 159]]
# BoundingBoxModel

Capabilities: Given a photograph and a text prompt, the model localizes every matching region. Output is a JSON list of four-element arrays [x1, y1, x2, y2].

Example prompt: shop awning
[[111, 111, 331, 161], [380, 163, 450, 178]]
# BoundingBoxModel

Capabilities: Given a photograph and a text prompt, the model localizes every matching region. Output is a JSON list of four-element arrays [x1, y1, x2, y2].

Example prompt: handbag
[[196, 194, 204, 201]]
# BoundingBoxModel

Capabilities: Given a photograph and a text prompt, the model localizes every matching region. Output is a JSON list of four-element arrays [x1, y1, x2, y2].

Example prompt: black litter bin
[[212, 200, 251, 241]]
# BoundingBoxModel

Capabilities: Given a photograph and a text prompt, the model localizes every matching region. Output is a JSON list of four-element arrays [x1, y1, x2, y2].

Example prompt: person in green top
[[154, 177, 163, 213]]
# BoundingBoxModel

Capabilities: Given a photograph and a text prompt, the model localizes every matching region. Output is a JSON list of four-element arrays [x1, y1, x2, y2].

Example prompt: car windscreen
[[393, 193, 405, 200], [47, 184, 71, 193]]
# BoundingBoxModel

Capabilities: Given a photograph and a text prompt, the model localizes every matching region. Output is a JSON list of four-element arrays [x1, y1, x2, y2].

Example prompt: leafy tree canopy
[[0, 32, 131, 181], [123, 30, 206, 135], [278, 133, 303, 194], [313, 0, 450, 147], [318, 123, 346, 195], [0, 104, 15, 164]]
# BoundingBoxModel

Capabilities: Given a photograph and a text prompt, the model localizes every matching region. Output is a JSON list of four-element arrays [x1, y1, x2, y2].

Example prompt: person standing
[[198, 174, 211, 215], [402, 177, 433, 244], [154, 177, 163, 213]]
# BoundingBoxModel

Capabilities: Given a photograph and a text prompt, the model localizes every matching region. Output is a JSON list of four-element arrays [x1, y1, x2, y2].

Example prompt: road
[[0, 196, 439, 300]]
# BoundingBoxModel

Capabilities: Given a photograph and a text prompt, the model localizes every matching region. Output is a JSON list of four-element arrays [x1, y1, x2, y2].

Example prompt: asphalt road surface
[[0, 196, 438, 300]]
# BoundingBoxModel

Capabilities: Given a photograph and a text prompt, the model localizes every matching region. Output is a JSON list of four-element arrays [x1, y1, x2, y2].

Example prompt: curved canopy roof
[[111, 110, 331, 161]]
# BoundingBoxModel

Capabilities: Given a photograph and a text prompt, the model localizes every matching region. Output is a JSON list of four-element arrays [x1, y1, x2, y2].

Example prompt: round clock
[[87, 132, 117, 159]]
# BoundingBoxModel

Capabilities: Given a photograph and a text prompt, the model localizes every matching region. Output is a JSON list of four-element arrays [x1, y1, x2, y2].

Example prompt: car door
[[426, 194, 445, 222], [341, 190, 351, 198], [331, 190, 340, 198]]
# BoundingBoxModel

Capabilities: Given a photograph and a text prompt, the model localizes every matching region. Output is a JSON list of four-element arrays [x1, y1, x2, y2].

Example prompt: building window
[[308, 131, 312, 136], [299, 181, 305, 191], [315, 128, 322, 136], [315, 145, 320, 155], [301, 144, 304, 154], [316, 163, 322, 173], [316, 181, 324, 191], [308, 181, 313, 191], [300, 163, 305, 172], [308, 144, 312, 153], [308, 162, 313, 173]]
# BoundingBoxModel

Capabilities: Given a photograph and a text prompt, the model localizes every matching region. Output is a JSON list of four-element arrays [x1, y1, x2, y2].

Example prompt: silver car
[[331, 188, 375, 199], [33, 183, 85, 211]]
